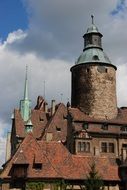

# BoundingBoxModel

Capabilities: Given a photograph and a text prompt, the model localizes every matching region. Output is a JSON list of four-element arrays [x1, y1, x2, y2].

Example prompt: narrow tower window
[[92, 55, 99, 60], [86, 68, 90, 73]]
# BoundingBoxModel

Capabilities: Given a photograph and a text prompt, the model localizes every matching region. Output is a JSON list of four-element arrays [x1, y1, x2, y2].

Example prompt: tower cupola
[[83, 15, 103, 51]]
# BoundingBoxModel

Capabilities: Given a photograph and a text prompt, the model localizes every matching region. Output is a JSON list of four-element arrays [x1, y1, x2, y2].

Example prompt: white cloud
[[117, 63, 127, 107], [4, 29, 27, 45], [0, 121, 8, 167], [0, 32, 71, 166]]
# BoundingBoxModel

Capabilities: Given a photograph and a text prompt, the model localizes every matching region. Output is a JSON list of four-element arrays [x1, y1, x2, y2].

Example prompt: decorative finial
[[24, 64, 28, 100], [43, 80, 46, 99], [26, 64, 28, 80], [60, 93, 63, 102], [91, 15, 94, 24]]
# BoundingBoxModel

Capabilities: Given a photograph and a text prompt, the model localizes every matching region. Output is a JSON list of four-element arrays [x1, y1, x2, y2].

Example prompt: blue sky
[[0, 0, 28, 40], [111, 0, 127, 16]]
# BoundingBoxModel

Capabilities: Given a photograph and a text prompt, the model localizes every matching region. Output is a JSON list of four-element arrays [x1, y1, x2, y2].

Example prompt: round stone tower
[[71, 16, 118, 120]]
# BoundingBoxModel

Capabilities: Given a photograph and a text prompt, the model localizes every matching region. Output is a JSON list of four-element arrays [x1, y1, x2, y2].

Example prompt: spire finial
[[91, 15, 94, 24], [26, 64, 28, 80]]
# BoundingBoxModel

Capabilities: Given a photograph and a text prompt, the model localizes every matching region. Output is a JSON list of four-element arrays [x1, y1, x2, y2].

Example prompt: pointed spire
[[24, 65, 28, 100], [20, 65, 31, 122]]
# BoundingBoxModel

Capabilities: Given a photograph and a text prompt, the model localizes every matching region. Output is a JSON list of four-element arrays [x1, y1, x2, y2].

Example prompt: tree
[[81, 162, 104, 190]]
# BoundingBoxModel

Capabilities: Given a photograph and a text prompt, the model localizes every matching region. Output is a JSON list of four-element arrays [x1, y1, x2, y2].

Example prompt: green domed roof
[[76, 48, 111, 65], [86, 24, 99, 34]]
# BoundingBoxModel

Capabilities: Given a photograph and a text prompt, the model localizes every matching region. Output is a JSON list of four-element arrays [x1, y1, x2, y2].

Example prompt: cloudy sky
[[0, 0, 127, 166]]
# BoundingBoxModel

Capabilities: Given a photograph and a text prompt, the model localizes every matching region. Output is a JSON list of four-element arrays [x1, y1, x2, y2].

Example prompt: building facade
[[0, 17, 127, 190]]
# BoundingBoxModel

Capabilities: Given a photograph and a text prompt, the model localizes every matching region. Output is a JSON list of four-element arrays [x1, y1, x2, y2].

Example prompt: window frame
[[101, 142, 115, 153], [77, 141, 90, 153]]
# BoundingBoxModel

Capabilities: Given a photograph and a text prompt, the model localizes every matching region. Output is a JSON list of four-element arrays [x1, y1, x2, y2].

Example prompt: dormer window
[[56, 126, 61, 132], [82, 123, 89, 130], [33, 163, 42, 170], [121, 126, 127, 131], [92, 55, 99, 61], [101, 123, 108, 130], [77, 141, 90, 153], [40, 118, 44, 122]]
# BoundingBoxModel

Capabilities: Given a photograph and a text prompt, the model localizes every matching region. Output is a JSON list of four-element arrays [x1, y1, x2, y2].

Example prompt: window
[[85, 142, 90, 152], [92, 55, 99, 60], [77, 141, 90, 153], [86, 68, 90, 73], [56, 126, 61, 132], [83, 123, 89, 130], [40, 118, 44, 122], [33, 163, 42, 170], [101, 142, 107, 152], [78, 142, 81, 152], [97, 66, 107, 73], [121, 126, 127, 131], [122, 144, 127, 148], [101, 142, 115, 153], [101, 123, 108, 130], [109, 143, 114, 153]]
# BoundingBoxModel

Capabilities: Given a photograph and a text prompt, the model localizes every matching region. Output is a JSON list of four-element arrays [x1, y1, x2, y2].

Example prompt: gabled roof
[[69, 107, 127, 125], [13, 109, 48, 138], [13, 151, 28, 165], [0, 133, 120, 181], [42, 103, 67, 141], [0, 133, 62, 179]]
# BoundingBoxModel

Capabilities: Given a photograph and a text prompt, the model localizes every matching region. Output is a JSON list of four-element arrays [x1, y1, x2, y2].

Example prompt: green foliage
[[81, 162, 104, 190], [26, 180, 68, 190], [26, 182, 44, 190], [53, 180, 67, 190]]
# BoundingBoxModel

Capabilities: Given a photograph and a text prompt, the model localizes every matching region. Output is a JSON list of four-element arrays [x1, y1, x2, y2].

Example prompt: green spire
[[20, 66, 31, 122], [24, 65, 28, 100]]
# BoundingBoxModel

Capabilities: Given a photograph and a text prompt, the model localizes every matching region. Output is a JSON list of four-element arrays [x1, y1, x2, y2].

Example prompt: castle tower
[[71, 16, 118, 120]]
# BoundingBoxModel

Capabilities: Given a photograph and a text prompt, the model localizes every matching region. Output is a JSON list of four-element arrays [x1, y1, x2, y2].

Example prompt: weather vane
[[91, 15, 94, 24]]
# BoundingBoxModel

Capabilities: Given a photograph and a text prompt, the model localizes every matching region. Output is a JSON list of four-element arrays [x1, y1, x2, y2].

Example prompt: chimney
[[44, 102, 48, 113], [5, 132, 11, 161], [51, 100, 55, 116]]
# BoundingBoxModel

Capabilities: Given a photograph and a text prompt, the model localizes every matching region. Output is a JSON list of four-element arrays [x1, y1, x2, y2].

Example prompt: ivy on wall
[[26, 180, 69, 190], [26, 182, 44, 190]]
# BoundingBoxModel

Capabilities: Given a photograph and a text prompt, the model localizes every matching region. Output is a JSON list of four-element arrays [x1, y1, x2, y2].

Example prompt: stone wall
[[1, 183, 9, 190], [71, 63, 118, 120]]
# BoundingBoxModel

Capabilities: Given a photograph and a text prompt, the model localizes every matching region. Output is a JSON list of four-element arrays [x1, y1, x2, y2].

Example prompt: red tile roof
[[13, 109, 48, 138], [42, 103, 67, 141], [0, 133, 120, 181], [69, 107, 127, 125]]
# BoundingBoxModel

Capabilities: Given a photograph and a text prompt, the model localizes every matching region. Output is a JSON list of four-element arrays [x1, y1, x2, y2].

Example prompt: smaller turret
[[83, 15, 103, 51]]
